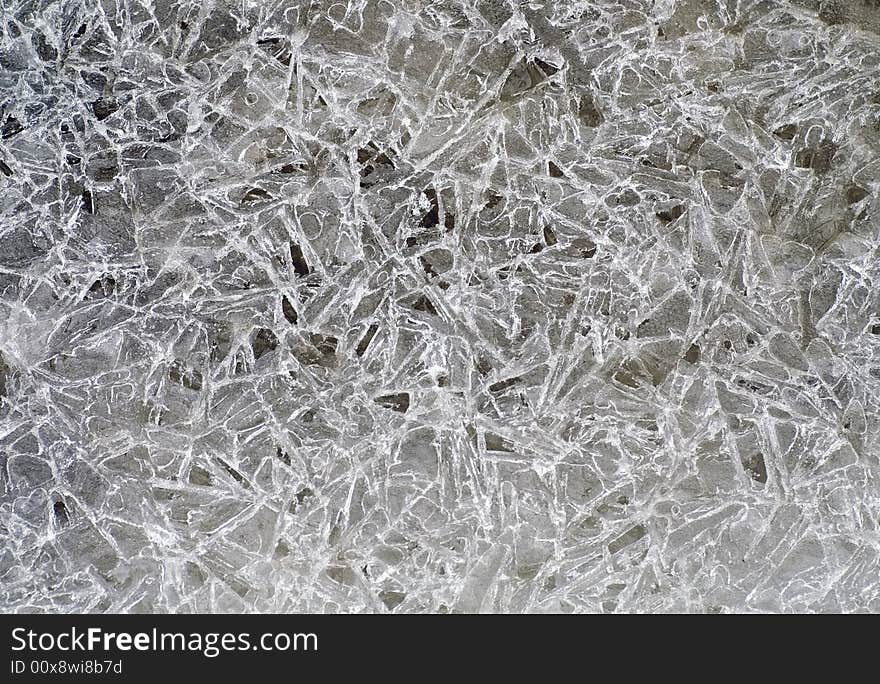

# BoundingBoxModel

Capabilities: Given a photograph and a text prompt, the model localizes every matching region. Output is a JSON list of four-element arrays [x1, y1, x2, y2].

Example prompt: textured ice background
[[1, 0, 879, 613]]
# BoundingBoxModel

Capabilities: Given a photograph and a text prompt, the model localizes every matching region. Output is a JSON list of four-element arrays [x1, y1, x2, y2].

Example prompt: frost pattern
[[1, 0, 880, 613]]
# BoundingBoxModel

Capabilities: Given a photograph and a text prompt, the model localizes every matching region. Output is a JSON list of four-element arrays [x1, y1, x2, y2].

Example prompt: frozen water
[[1, 0, 880, 613]]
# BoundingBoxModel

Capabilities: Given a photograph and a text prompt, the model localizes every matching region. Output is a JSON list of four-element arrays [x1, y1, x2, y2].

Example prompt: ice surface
[[1, 0, 880, 613]]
